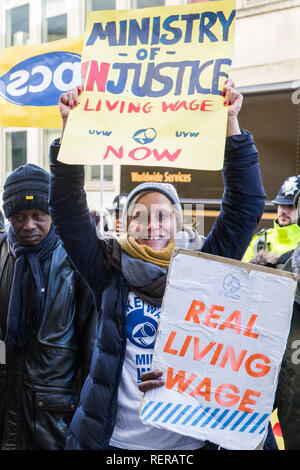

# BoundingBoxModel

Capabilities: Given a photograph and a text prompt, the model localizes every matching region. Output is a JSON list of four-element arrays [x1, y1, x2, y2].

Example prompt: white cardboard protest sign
[[140, 249, 297, 450]]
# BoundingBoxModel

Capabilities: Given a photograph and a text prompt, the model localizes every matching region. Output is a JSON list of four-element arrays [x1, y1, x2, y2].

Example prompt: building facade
[[0, 0, 299, 230]]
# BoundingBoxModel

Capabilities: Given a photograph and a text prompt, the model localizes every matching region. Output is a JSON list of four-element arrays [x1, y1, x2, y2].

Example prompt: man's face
[[277, 204, 297, 227], [113, 210, 123, 235], [9, 209, 51, 246]]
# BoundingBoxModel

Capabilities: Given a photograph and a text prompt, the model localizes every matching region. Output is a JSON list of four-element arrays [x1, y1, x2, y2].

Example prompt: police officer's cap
[[272, 175, 300, 205]]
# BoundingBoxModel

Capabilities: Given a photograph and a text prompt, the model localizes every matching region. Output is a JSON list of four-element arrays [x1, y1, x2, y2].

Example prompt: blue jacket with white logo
[[49, 131, 266, 450]]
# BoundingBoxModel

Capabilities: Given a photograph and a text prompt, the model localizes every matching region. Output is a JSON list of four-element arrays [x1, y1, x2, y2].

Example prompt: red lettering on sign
[[184, 300, 206, 324], [166, 367, 196, 393], [85, 60, 110, 92]]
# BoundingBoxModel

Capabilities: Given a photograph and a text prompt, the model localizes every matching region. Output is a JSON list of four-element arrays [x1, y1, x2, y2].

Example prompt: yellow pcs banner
[[0, 36, 84, 128], [59, 0, 236, 171]]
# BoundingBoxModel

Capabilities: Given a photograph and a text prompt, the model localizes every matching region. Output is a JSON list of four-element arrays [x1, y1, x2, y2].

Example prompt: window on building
[[43, 131, 113, 184], [131, 0, 165, 8], [41, 0, 67, 43], [5, 3, 30, 47], [6, 131, 27, 176], [85, 0, 116, 11], [85, 165, 113, 184]]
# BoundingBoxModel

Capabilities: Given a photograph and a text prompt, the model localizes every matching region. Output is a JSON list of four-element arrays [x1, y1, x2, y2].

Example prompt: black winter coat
[[0, 236, 98, 450]]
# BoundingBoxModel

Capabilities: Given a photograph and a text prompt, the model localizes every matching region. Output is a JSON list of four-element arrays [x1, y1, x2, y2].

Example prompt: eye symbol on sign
[[132, 322, 157, 346], [133, 128, 157, 145]]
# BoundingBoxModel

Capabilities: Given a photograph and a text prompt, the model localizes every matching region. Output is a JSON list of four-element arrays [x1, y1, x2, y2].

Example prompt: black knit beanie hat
[[2, 164, 50, 219]]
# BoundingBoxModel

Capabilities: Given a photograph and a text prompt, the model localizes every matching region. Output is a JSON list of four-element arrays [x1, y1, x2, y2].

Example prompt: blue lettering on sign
[[85, 11, 236, 47], [0, 51, 81, 106]]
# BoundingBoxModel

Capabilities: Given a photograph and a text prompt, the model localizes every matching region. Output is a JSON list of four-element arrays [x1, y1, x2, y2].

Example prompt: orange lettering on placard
[[245, 354, 271, 378], [219, 346, 247, 372], [184, 300, 205, 324], [203, 304, 224, 328], [238, 389, 261, 413], [166, 367, 196, 393], [189, 377, 211, 401], [210, 343, 224, 365], [215, 383, 240, 408], [184, 300, 260, 340], [165, 367, 262, 412], [219, 310, 242, 334], [163, 331, 178, 355], [179, 335, 192, 357], [194, 339, 216, 361], [243, 315, 259, 339]]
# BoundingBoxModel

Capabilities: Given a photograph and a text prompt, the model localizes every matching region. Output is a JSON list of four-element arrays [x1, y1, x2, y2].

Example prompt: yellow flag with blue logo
[[0, 36, 83, 128]]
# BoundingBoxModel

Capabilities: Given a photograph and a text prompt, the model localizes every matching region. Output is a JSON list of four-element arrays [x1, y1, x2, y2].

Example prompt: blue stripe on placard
[[259, 426, 267, 435], [143, 401, 163, 420], [141, 401, 269, 436], [191, 407, 210, 426], [140, 401, 154, 416], [240, 413, 259, 432], [162, 404, 182, 423], [230, 412, 248, 430], [171, 405, 192, 424], [220, 410, 240, 430], [201, 408, 220, 427], [211, 409, 230, 429], [250, 414, 269, 434], [182, 406, 202, 425], [153, 403, 173, 422]]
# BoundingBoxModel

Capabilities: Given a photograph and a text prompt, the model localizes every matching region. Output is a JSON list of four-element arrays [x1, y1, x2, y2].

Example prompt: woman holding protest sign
[[49, 79, 268, 450]]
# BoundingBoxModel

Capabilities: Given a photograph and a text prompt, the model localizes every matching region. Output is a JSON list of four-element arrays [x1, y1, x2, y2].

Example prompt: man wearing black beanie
[[0, 164, 97, 450]]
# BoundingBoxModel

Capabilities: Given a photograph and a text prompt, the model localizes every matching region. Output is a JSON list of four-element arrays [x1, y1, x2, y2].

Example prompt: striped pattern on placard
[[141, 401, 269, 434]]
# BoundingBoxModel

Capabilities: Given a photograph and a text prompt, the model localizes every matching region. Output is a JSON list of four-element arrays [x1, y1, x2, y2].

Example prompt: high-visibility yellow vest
[[242, 220, 300, 263]]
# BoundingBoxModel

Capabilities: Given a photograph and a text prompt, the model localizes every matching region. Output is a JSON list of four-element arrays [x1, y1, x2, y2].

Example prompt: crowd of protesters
[[0, 77, 300, 451]]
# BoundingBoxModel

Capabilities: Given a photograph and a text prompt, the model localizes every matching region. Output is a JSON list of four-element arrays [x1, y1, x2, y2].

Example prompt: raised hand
[[58, 85, 83, 140], [223, 78, 243, 136]]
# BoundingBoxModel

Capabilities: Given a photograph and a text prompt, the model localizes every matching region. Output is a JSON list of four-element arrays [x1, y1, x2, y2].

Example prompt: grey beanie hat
[[122, 182, 183, 228], [2, 163, 50, 219]]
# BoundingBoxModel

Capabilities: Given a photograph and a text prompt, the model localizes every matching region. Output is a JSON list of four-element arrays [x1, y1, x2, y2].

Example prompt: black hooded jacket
[[0, 234, 98, 450]]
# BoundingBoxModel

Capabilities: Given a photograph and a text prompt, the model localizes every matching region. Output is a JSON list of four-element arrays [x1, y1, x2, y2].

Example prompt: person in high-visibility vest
[[243, 175, 300, 263]]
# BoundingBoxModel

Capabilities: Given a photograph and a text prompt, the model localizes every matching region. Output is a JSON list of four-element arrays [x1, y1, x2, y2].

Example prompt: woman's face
[[127, 192, 176, 251]]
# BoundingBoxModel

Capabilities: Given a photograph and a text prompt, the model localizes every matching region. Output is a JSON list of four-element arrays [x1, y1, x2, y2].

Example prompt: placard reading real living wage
[[58, 0, 236, 170], [140, 249, 296, 450]]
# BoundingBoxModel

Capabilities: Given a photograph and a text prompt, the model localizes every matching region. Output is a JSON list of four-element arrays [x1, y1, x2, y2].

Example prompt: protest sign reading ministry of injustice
[[140, 249, 297, 450], [58, 0, 236, 170]]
